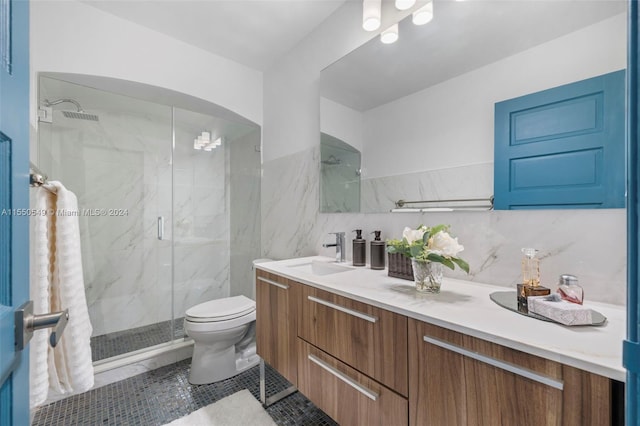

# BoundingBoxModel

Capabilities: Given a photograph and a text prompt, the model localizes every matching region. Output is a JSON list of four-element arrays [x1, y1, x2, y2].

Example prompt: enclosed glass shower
[[36, 75, 261, 363]]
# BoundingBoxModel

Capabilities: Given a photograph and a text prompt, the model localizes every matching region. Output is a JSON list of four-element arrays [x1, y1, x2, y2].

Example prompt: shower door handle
[[157, 216, 164, 240]]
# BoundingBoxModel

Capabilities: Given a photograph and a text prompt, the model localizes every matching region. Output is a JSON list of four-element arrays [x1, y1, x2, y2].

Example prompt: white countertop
[[256, 256, 627, 382]]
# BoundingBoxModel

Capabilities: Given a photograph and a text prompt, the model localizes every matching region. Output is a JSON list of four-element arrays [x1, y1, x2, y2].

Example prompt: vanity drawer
[[297, 338, 408, 426], [298, 285, 408, 396], [409, 319, 612, 426], [255, 270, 299, 386]]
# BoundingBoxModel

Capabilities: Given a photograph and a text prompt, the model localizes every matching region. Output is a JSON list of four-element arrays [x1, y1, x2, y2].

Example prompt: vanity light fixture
[[194, 131, 222, 151], [204, 137, 223, 152], [193, 131, 209, 150], [380, 23, 399, 44], [412, 0, 434, 25], [395, 0, 416, 10], [362, 0, 381, 31]]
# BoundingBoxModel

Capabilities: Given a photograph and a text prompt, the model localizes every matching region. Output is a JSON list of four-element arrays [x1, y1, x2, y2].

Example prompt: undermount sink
[[287, 259, 353, 276]]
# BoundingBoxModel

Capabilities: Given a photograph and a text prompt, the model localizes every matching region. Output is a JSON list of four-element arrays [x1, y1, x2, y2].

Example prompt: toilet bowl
[[184, 295, 259, 385]]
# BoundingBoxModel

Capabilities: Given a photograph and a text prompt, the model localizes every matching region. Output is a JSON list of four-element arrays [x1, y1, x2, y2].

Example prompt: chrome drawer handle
[[308, 354, 378, 401], [423, 335, 564, 390], [307, 296, 378, 323], [258, 277, 289, 290]]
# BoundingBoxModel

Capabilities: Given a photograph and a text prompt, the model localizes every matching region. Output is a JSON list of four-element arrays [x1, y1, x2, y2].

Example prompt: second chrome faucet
[[323, 232, 346, 263]]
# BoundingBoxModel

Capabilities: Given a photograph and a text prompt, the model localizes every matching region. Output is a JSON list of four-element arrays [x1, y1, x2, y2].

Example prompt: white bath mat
[[165, 389, 277, 426]]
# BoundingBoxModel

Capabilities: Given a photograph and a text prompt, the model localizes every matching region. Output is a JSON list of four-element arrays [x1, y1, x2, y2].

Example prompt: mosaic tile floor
[[91, 318, 186, 362], [33, 359, 337, 426]]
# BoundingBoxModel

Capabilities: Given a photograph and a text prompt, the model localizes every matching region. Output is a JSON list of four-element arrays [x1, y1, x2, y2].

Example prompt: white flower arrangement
[[387, 224, 469, 273]]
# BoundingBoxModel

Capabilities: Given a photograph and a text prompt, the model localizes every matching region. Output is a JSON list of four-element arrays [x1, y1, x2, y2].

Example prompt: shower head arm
[[43, 98, 84, 112]]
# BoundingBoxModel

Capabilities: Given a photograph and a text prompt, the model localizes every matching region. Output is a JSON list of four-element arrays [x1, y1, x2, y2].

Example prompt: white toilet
[[184, 295, 260, 385]]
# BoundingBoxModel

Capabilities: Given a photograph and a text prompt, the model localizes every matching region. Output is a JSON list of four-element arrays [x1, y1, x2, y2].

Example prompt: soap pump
[[370, 231, 386, 270], [352, 229, 366, 267]]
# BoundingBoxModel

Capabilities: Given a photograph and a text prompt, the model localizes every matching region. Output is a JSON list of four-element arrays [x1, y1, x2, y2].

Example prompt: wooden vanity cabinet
[[297, 339, 408, 426], [255, 268, 615, 426], [409, 319, 612, 426], [297, 285, 408, 396], [255, 270, 299, 386]]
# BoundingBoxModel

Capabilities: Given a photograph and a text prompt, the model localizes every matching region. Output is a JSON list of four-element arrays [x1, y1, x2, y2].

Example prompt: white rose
[[402, 226, 426, 245], [429, 231, 464, 258]]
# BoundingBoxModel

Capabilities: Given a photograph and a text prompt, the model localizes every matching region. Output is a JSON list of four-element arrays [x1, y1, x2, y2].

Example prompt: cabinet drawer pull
[[308, 354, 379, 401], [423, 336, 564, 390], [307, 296, 378, 323], [258, 277, 289, 290]]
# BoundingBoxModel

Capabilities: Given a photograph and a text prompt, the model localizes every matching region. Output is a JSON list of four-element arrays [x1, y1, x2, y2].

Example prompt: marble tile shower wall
[[172, 124, 230, 323], [43, 110, 230, 337], [229, 130, 262, 300], [262, 147, 626, 306]]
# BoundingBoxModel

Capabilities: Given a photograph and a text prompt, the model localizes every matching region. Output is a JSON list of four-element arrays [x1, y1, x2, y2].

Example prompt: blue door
[[629, 1, 640, 424], [0, 0, 30, 424]]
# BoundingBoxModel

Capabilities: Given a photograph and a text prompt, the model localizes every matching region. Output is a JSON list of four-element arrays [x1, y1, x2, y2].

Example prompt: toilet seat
[[185, 295, 255, 323]]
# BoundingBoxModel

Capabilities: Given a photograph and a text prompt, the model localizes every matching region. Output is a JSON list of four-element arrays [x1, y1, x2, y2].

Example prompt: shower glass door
[[37, 76, 174, 362], [171, 107, 261, 337]]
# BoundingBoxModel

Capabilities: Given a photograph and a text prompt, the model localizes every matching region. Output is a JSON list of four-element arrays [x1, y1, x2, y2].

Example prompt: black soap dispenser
[[370, 231, 386, 270], [352, 230, 366, 267]]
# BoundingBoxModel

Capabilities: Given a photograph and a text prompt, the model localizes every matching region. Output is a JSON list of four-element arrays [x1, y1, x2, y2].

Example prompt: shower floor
[[91, 318, 186, 362], [32, 359, 336, 426]]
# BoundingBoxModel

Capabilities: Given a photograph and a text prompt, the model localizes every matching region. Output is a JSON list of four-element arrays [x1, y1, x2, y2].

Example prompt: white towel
[[29, 181, 94, 408], [29, 187, 53, 408]]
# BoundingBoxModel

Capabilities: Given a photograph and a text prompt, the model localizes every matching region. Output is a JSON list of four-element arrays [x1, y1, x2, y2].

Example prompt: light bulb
[[363, 0, 381, 31], [395, 0, 415, 10], [412, 1, 433, 25], [380, 24, 399, 44]]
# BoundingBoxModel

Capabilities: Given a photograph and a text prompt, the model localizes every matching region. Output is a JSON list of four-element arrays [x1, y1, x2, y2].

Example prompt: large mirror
[[320, 0, 627, 212]]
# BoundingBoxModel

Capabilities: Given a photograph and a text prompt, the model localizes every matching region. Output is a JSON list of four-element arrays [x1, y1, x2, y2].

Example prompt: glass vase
[[411, 259, 444, 293]]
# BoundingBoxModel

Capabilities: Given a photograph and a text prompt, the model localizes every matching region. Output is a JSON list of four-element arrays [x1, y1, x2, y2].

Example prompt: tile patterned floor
[[33, 359, 337, 426], [91, 319, 185, 362]]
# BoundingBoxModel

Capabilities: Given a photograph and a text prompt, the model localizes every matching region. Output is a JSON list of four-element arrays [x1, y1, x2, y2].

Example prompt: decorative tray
[[489, 291, 607, 326]]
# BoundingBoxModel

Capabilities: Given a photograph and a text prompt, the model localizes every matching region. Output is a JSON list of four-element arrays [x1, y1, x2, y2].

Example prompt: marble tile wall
[[262, 147, 627, 306], [361, 163, 493, 213], [172, 121, 230, 321], [229, 129, 262, 300]]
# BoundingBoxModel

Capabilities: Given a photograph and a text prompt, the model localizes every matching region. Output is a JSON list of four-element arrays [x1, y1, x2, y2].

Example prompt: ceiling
[[83, 0, 348, 71], [321, 0, 627, 111]]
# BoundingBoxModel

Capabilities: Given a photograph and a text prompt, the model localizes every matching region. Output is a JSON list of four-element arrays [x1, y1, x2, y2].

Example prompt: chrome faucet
[[323, 232, 346, 263]]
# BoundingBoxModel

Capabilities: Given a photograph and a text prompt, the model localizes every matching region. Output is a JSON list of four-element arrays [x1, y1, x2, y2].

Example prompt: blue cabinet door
[[494, 70, 626, 209], [0, 0, 31, 425]]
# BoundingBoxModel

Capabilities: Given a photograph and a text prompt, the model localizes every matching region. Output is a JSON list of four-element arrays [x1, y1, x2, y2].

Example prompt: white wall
[[263, 2, 415, 162], [320, 97, 364, 152], [363, 13, 627, 179], [30, 0, 263, 128]]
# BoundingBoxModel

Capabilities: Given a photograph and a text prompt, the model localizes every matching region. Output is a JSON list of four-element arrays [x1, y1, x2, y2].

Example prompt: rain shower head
[[61, 110, 99, 121], [43, 98, 99, 122], [321, 155, 342, 166]]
